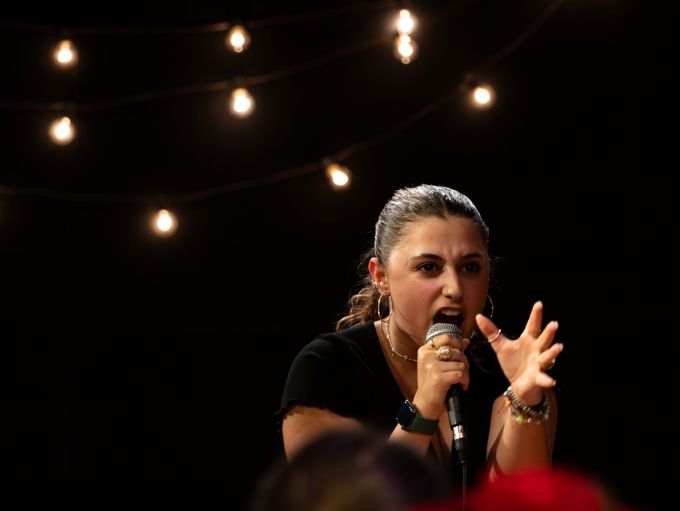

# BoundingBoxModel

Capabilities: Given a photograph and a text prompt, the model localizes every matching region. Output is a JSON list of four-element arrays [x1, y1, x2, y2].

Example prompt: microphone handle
[[446, 385, 469, 465]]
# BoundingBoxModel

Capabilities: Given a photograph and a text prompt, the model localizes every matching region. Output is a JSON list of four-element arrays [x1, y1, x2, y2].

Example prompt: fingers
[[536, 371, 557, 388], [428, 332, 466, 351], [538, 342, 563, 369], [475, 313, 505, 350], [537, 321, 559, 351], [523, 301, 544, 337], [418, 347, 471, 398], [433, 361, 470, 390]]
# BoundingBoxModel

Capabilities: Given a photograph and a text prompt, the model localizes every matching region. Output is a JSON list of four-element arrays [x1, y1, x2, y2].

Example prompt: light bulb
[[471, 84, 496, 109], [325, 163, 351, 190], [229, 87, 255, 118], [49, 116, 75, 145], [54, 39, 77, 67], [152, 209, 178, 236], [394, 35, 418, 64], [226, 25, 251, 53], [396, 9, 416, 35]]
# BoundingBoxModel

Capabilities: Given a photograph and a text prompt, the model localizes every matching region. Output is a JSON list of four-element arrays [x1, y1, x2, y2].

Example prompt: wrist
[[508, 385, 543, 407], [503, 385, 549, 425], [396, 400, 439, 435], [411, 396, 441, 421]]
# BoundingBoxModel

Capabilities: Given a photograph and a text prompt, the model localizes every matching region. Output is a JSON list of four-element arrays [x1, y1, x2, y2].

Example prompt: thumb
[[476, 313, 504, 348]]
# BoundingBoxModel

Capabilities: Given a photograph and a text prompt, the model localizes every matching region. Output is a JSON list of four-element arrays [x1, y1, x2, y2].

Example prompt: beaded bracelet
[[503, 386, 549, 425]]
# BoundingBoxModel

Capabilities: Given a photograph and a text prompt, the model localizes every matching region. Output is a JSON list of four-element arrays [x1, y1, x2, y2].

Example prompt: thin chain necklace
[[381, 316, 417, 363]]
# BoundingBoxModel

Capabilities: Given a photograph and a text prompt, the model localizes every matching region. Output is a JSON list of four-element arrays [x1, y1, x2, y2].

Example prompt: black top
[[277, 322, 508, 487]]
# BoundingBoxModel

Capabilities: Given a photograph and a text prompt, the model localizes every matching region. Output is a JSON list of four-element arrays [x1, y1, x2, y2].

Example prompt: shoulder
[[298, 322, 378, 359]]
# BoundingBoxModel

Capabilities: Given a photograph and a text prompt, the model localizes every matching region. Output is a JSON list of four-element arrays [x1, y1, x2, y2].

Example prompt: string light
[[394, 34, 417, 64], [395, 9, 416, 35], [152, 209, 178, 236], [54, 39, 77, 67], [325, 162, 351, 190], [49, 116, 75, 145], [0, 1, 569, 205], [470, 83, 496, 110], [228, 87, 255, 118], [226, 25, 251, 53]]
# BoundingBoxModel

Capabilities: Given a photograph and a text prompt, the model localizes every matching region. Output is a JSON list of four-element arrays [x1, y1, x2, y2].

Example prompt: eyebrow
[[409, 252, 485, 262]]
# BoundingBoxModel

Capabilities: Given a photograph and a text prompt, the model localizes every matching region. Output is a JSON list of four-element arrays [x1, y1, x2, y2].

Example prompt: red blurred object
[[413, 467, 641, 511]]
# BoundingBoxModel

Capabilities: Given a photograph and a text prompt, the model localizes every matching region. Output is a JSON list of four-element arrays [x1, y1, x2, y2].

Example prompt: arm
[[487, 389, 557, 477], [282, 405, 362, 459], [477, 301, 564, 477], [282, 405, 436, 460]]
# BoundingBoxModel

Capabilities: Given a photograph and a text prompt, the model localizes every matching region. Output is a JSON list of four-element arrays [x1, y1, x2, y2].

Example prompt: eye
[[416, 262, 442, 275], [462, 262, 482, 274]]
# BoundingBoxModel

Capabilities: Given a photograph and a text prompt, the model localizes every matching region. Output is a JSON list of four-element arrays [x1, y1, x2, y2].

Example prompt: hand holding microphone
[[425, 323, 470, 466]]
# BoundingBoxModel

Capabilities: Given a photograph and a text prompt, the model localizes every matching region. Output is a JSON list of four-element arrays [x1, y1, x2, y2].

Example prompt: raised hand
[[475, 301, 563, 406]]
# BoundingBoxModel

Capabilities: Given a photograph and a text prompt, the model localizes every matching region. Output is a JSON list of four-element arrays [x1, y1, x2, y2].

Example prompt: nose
[[442, 267, 463, 301]]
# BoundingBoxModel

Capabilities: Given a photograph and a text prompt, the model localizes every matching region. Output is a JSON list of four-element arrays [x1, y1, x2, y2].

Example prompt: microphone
[[426, 323, 469, 466]]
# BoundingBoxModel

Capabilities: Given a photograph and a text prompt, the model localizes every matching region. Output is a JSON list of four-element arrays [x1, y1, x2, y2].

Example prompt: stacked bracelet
[[503, 385, 549, 425]]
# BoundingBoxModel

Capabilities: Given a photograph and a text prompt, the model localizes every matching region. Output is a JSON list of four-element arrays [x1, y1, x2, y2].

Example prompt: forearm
[[389, 423, 434, 456], [488, 390, 557, 477]]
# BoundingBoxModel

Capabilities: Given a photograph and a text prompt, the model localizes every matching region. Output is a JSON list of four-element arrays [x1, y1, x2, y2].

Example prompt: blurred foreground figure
[[250, 429, 451, 511], [411, 466, 642, 511]]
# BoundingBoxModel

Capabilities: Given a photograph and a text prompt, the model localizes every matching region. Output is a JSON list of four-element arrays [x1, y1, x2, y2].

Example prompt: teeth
[[441, 310, 460, 316]]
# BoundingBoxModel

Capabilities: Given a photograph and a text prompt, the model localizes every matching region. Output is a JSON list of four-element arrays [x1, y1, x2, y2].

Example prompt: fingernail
[[552, 321, 559, 329]]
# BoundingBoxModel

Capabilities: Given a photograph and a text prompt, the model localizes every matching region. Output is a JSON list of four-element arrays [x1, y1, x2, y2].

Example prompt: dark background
[[2, 1, 668, 510]]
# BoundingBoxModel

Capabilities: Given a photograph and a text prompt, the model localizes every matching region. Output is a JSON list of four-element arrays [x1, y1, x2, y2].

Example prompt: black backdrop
[[3, 1, 668, 510]]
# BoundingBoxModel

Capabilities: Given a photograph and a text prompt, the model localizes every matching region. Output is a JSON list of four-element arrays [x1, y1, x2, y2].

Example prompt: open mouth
[[432, 311, 463, 329]]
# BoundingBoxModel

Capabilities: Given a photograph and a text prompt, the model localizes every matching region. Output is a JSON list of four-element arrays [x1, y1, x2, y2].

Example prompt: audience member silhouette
[[250, 428, 452, 511]]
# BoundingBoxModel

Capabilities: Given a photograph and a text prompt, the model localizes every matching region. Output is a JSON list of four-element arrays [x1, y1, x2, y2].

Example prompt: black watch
[[396, 400, 439, 435]]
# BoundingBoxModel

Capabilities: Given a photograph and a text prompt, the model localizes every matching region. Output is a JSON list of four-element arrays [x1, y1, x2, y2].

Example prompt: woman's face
[[385, 214, 490, 344]]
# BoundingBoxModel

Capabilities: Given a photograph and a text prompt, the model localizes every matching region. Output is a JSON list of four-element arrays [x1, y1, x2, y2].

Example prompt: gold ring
[[435, 345, 453, 361], [487, 329, 502, 343]]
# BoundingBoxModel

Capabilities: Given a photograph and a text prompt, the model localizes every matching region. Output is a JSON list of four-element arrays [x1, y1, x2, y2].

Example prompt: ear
[[368, 257, 388, 293]]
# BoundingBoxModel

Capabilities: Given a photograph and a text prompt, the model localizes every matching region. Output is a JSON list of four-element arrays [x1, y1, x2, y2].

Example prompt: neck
[[381, 317, 418, 363]]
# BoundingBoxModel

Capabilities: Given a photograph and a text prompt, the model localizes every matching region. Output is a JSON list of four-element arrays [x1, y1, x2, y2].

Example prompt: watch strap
[[397, 400, 439, 435]]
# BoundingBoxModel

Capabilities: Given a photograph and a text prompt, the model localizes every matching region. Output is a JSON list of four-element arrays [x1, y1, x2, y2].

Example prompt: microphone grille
[[426, 323, 462, 343]]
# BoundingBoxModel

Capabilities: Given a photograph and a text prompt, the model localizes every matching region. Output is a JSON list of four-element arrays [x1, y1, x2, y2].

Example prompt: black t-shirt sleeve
[[276, 337, 353, 426], [275, 324, 403, 432]]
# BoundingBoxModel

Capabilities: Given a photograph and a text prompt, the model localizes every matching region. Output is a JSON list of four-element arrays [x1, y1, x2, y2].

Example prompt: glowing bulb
[[229, 87, 255, 118], [49, 116, 75, 145], [325, 163, 351, 190], [152, 209, 178, 236], [394, 35, 418, 64], [396, 9, 416, 35], [226, 25, 251, 53], [471, 84, 496, 109], [54, 39, 77, 67]]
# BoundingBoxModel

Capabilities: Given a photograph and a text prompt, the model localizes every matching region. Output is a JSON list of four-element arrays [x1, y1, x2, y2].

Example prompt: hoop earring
[[487, 295, 495, 319]]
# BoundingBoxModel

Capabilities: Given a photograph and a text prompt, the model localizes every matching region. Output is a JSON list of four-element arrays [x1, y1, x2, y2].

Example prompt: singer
[[277, 185, 562, 489]]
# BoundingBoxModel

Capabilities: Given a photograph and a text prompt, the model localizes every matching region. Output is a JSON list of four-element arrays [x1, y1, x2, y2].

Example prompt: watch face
[[396, 400, 416, 426]]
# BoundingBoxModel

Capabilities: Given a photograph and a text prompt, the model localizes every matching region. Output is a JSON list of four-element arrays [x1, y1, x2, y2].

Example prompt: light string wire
[[0, 0, 566, 204], [0, 34, 392, 112], [0, 1, 480, 112], [0, 1, 399, 35]]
